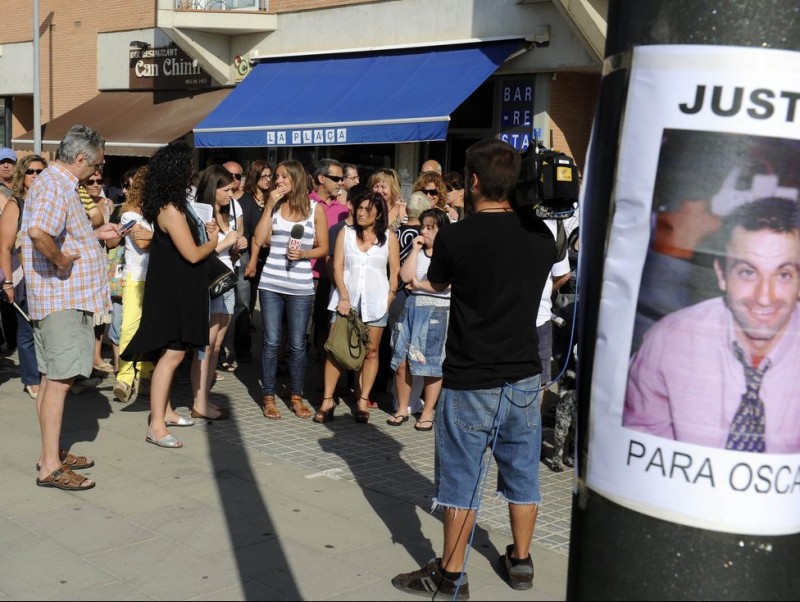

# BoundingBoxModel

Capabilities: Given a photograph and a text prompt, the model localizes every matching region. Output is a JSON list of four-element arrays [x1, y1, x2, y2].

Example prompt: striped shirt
[[258, 201, 317, 296], [21, 162, 110, 320]]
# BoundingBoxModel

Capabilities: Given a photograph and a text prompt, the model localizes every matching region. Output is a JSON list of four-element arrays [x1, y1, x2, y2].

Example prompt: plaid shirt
[[21, 162, 110, 320]]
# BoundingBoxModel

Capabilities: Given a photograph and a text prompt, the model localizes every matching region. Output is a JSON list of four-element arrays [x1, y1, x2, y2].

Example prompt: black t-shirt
[[236, 192, 262, 243], [428, 210, 556, 390]]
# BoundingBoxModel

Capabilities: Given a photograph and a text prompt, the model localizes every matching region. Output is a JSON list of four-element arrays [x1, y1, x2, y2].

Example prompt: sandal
[[290, 394, 313, 419], [414, 419, 434, 432], [262, 394, 281, 420], [92, 360, 115, 374], [36, 467, 95, 491], [313, 397, 336, 424], [386, 414, 409, 426], [36, 449, 95, 472]]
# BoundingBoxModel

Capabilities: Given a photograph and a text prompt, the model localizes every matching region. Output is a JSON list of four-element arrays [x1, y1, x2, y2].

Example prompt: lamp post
[[567, 1, 800, 599], [32, 0, 41, 154]]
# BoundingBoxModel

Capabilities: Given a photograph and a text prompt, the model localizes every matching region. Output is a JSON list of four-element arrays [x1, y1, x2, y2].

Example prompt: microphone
[[286, 224, 305, 270]]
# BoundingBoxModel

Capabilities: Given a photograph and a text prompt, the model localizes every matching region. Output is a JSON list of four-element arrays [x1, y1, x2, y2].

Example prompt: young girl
[[388, 208, 451, 430], [190, 165, 245, 421]]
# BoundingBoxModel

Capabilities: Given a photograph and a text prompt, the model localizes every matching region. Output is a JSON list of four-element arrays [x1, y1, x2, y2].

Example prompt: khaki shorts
[[33, 309, 95, 380]]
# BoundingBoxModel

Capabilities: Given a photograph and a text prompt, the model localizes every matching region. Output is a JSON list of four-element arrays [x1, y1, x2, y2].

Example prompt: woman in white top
[[190, 165, 246, 421], [252, 160, 328, 421], [314, 192, 400, 424], [388, 208, 451, 431], [113, 166, 158, 405]]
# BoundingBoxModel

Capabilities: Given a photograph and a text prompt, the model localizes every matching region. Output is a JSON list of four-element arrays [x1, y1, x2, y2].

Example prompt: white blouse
[[328, 227, 390, 322]]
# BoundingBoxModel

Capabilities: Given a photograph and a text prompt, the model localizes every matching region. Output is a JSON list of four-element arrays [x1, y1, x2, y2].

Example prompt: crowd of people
[[0, 130, 574, 598]]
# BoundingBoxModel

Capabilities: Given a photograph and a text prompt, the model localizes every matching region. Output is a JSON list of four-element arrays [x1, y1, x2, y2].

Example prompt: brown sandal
[[35, 449, 94, 472], [36, 467, 95, 491], [262, 394, 281, 420], [313, 397, 336, 424], [290, 394, 313, 419]]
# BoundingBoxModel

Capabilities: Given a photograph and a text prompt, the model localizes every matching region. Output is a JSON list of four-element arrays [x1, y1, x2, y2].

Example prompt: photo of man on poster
[[624, 194, 800, 453]]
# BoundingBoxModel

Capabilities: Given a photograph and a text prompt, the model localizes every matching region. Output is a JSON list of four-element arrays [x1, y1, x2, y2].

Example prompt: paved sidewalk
[[0, 343, 572, 601]]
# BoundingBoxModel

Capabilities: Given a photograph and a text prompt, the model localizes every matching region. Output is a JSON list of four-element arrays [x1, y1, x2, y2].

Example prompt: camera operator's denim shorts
[[434, 374, 543, 510]]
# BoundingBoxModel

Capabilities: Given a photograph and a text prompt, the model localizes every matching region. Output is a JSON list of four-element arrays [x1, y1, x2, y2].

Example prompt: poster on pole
[[586, 45, 800, 536]]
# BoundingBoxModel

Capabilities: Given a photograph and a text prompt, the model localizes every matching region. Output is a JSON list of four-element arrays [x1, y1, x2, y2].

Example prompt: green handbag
[[324, 308, 369, 371]]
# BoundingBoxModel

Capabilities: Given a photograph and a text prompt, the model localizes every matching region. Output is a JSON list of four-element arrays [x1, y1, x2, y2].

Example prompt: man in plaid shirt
[[22, 124, 120, 491]]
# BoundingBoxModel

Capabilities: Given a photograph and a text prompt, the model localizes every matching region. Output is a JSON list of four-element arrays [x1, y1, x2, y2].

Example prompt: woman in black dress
[[122, 142, 218, 448]]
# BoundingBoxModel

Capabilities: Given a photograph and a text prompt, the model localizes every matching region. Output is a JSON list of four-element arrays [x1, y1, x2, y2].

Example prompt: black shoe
[[391, 559, 469, 601], [500, 544, 534, 590]]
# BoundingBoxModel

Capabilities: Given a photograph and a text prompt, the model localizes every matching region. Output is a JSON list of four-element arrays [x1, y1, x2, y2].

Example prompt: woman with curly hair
[[112, 166, 157, 404], [122, 142, 219, 448], [251, 159, 329, 421], [0, 154, 48, 398], [412, 170, 458, 222]]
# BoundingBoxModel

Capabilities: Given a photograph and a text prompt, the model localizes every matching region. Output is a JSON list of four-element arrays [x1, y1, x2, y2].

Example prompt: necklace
[[476, 207, 512, 213]]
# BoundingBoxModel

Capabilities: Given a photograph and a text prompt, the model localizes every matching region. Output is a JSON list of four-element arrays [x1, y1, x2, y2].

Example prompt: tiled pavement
[[177, 339, 575, 557]]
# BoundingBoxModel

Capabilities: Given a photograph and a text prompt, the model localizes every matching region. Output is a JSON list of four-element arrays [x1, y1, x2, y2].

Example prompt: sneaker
[[501, 544, 534, 590], [391, 559, 469, 601], [113, 380, 133, 403]]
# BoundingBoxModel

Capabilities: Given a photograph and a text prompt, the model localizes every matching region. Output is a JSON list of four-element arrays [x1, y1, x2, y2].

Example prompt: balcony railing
[[175, 0, 267, 10]]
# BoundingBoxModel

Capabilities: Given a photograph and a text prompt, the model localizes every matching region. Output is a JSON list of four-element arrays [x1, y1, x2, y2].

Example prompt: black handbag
[[208, 254, 236, 299]]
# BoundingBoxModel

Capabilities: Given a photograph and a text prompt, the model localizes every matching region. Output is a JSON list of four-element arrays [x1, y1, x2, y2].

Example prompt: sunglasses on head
[[26, 168, 45, 175], [323, 174, 344, 183], [87, 178, 103, 185], [422, 188, 439, 196]]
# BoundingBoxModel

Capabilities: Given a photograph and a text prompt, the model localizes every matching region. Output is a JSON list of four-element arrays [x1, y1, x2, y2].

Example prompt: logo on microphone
[[286, 224, 305, 270]]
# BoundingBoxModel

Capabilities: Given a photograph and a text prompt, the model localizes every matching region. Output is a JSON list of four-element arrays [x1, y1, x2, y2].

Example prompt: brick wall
[[3, 1, 156, 133], [548, 71, 600, 174]]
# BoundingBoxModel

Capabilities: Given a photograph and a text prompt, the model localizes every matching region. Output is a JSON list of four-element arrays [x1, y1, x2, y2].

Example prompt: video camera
[[513, 135, 580, 220]]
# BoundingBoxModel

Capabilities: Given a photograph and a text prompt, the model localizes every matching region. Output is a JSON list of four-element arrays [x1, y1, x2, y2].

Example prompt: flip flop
[[414, 420, 434, 432], [386, 414, 409, 426]]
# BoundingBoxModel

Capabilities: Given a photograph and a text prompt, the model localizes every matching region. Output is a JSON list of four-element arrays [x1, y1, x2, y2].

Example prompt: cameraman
[[392, 139, 557, 598]]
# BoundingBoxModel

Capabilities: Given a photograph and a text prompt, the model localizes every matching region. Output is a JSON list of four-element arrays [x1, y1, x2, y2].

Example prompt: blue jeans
[[259, 289, 314, 396], [434, 374, 543, 510], [16, 297, 39, 386]]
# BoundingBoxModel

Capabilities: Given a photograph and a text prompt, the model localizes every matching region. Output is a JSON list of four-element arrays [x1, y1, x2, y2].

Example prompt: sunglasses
[[323, 174, 344, 183], [422, 188, 439, 196], [26, 168, 45, 175], [230, 173, 243, 180], [87, 178, 103, 185]]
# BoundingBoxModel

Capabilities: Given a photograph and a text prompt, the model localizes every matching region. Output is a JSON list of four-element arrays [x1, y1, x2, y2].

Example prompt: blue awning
[[194, 40, 522, 147]]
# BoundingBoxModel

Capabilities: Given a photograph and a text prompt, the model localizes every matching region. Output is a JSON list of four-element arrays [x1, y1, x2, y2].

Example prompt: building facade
[[0, 0, 605, 186]]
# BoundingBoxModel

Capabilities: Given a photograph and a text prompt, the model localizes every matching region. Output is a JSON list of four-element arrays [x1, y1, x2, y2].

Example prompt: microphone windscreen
[[290, 224, 305, 239]]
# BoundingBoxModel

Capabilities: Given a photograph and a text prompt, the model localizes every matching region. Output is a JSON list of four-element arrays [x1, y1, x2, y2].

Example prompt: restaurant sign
[[129, 44, 212, 90]]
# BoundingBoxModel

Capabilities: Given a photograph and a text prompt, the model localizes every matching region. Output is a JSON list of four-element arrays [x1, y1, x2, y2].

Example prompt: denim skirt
[[390, 294, 449, 377]]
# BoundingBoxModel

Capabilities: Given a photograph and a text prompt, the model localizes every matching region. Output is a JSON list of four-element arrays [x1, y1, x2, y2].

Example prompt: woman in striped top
[[252, 160, 329, 420]]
